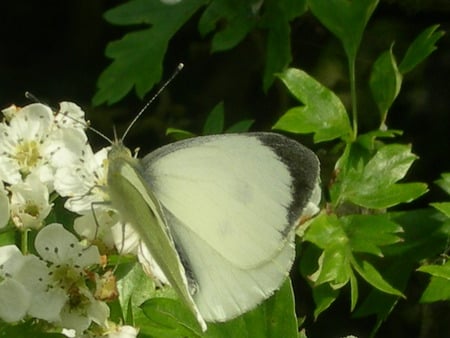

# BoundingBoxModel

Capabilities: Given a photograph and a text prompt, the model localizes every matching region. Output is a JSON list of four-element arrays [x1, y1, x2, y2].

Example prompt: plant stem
[[349, 58, 358, 140], [21, 229, 29, 255]]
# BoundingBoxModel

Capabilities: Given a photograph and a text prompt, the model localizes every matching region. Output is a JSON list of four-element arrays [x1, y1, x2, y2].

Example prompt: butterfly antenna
[[121, 62, 184, 141]]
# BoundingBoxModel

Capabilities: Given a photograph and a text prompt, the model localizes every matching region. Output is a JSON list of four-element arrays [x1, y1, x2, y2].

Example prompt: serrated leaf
[[417, 261, 450, 280], [203, 102, 225, 134], [274, 68, 352, 142], [342, 214, 403, 257], [399, 24, 445, 74], [307, 0, 379, 61], [340, 144, 428, 208], [94, 0, 206, 105], [351, 256, 404, 297], [198, 0, 257, 52], [369, 45, 402, 126]]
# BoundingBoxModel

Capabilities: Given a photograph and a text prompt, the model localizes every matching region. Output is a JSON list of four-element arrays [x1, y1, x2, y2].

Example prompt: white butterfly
[[106, 131, 320, 330]]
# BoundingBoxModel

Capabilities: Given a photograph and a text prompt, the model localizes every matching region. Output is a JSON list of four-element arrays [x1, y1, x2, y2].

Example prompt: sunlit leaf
[[369, 45, 402, 126], [274, 68, 352, 142]]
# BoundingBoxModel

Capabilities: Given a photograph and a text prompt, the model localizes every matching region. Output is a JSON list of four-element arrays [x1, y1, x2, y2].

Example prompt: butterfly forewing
[[107, 144, 206, 330]]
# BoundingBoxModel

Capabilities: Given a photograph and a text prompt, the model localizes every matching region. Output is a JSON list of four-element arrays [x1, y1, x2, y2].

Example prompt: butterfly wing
[[141, 132, 320, 321]]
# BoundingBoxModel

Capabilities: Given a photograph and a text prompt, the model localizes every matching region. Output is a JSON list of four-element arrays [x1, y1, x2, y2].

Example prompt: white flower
[[54, 102, 87, 130], [0, 245, 31, 322], [106, 323, 139, 338], [0, 182, 10, 228], [9, 173, 52, 230], [16, 223, 106, 333], [55, 146, 110, 214], [74, 210, 120, 250], [0, 103, 88, 189]]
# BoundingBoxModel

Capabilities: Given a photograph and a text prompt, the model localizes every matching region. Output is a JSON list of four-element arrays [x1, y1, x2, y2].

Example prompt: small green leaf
[[417, 261, 450, 280], [198, 0, 257, 52], [226, 119, 254, 133], [435, 172, 450, 195], [274, 68, 352, 142], [351, 256, 404, 297], [94, 0, 206, 104], [430, 202, 450, 218], [203, 102, 225, 135], [399, 24, 445, 74], [166, 128, 196, 140], [311, 283, 340, 319], [307, 0, 379, 62], [369, 45, 402, 126], [420, 274, 450, 303]]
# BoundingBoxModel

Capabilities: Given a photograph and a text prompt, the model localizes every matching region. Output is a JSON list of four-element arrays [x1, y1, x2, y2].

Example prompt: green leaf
[[342, 214, 403, 257], [260, 0, 307, 90], [311, 283, 340, 319], [417, 261, 450, 280], [205, 279, 298, 338], [116, 261, 157, 321], [350, 182, 428, 209], [307, 0, 379, 62], [274, 68, 352, 142], [351, 256, 404, 297], [94, 0, 206, 105], [420, 274, 450, 303], [435, 172, 450, 195], [399, 24, 445, 74], [203, 102, 225, 135], [357, 129, 403, 150], [139, 298, 203, 337], [369, 45, 402, 127], [226, 119, 254, 133], [166, 128, 197, 140], [304, 214, 351, 288], [338, 144, 428, 209], [430, 202, 450, 218], [198, 0, 257, 52]]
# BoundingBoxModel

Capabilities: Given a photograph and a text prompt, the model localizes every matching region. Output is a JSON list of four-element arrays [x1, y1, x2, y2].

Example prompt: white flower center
[[14, 140, 41, 175]]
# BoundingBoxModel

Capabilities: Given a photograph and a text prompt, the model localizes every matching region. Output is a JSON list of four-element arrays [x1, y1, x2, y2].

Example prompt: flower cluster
[[0, 103, 140, 337]]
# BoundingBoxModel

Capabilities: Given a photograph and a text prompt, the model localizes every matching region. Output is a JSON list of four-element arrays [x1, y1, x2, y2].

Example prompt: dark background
[[1, 1, 449, 337]]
